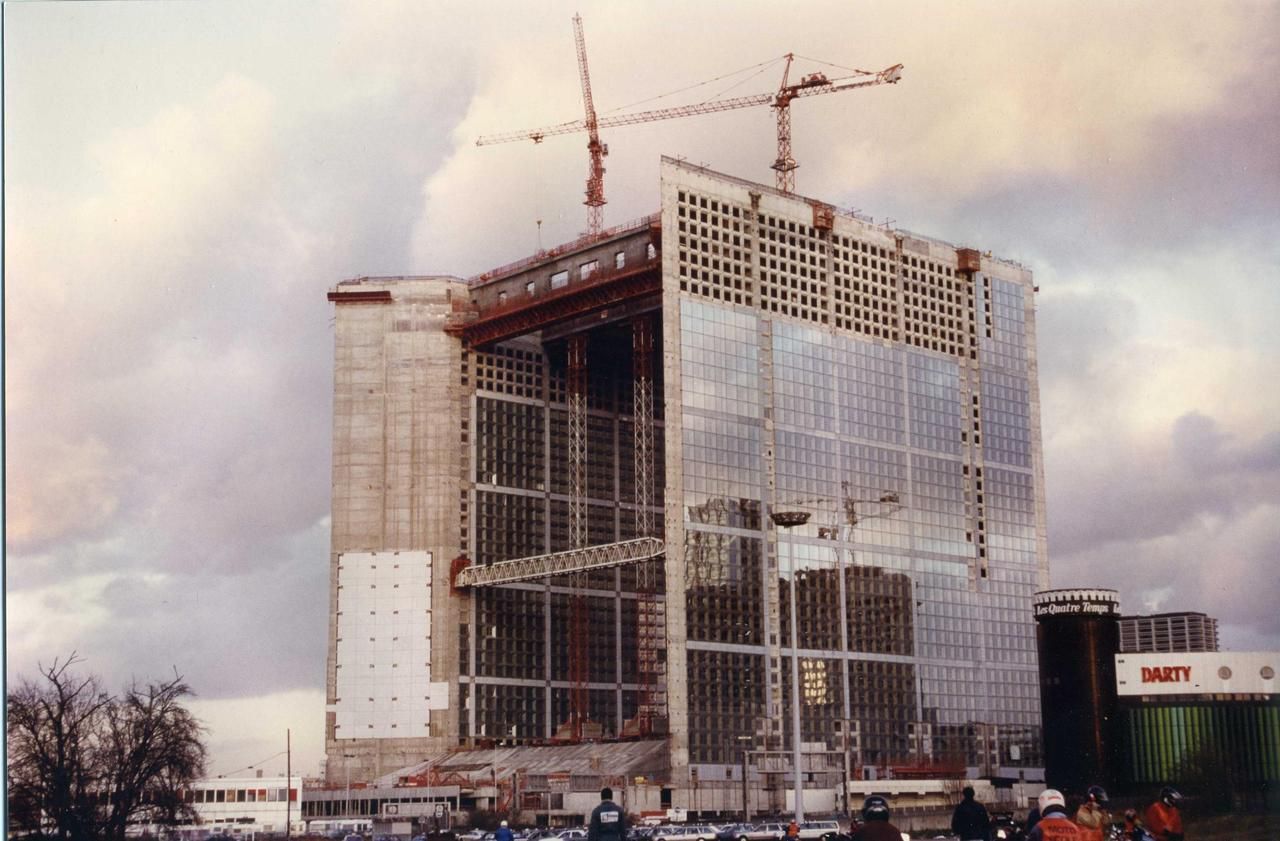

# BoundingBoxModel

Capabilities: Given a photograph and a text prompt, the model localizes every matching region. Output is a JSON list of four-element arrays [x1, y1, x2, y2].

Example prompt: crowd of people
[[942, 782, 1185, 841], [585, 782, 1184, 841], [822, 783, 1183, 841]]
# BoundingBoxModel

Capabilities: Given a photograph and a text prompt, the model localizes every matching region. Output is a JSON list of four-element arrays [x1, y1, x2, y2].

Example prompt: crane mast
[[573, 14, 607, 236]]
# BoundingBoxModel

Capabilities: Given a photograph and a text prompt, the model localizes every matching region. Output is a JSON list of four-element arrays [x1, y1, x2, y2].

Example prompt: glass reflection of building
[[665, 158, 1046, 780]]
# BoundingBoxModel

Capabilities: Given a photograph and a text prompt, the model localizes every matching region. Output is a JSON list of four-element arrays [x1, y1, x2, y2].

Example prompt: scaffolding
[[452, 537, 664, 589]]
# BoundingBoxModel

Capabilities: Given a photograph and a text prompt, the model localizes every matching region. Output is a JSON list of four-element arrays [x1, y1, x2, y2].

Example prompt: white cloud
[[188, 689, 328, 779]]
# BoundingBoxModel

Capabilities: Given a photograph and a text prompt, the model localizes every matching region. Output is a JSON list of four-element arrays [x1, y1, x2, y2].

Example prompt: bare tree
[[7, 654, 112, 839], [6, 654, 207, 840]]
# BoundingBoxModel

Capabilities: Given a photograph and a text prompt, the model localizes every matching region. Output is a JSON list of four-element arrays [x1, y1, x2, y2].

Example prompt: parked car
[[659, 825, 721, 841], [747, 824, 789, 841], [798, 821, 840, 841], [654, 827, 697, 841], [715, 825, 755, 841]]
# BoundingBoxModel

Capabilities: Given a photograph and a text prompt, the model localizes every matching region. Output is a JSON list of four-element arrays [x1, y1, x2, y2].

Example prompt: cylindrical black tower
[[1033, 588, 1121, 795]]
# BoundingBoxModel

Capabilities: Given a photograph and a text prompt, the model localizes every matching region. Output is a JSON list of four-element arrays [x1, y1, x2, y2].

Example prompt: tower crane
[[477, 17, 903, 232]]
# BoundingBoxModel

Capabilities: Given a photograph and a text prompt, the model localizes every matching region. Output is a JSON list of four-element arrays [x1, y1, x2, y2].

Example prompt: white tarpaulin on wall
[[334, 550, 436, 737]]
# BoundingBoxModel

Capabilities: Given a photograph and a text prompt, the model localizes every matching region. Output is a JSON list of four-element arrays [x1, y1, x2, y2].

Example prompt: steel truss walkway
[[452, 536, 664, 589]]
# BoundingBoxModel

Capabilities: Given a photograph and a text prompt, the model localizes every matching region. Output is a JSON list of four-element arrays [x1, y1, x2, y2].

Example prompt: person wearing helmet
[[1143, 787, 1183, 841], [496, 821, 515, 841], [851, 795, 904, 841], [1074, 785, 1111, 841], [1026, 789, 1085, 841]]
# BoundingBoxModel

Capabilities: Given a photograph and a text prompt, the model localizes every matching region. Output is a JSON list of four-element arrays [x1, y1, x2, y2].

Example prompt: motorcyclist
[[1074, 785, 1112, 841], [1027, 789, 1085, 841], [851, 795, 904, 841], [1121, 808, 1145, 841], [1143, 787, 1183, 841], [496, 821, 515, 841]]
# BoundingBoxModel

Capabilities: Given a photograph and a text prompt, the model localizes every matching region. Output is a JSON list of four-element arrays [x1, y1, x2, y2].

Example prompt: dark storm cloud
[[1046, 407, 1280, 649], [85, 525, 331, 698], [1049, 412, 1280, 554]]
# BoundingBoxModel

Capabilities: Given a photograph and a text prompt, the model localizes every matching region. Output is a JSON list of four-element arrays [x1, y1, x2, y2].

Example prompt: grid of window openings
[[900, 250, 971, 357], [676, 192, 753, 305], [832, 237, 900, 340], [676, 191, 978, 356], [673, 180, 1043, 772], [759, 213, 830, 324], [463, 337, 663, 740]]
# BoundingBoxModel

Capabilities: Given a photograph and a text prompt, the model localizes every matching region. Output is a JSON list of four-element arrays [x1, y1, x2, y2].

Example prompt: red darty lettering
[[1141, 665, 1191, 683]]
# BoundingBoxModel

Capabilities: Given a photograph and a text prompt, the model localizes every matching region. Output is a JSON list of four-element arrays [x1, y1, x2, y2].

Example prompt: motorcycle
[[990, 813, 1024, 841]]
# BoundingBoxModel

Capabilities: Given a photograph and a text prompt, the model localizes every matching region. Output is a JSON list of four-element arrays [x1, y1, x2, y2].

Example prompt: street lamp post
[[737, 735, 753, 821], [771, 488, 903, 826], [768, 512, 806, 822], [343, 753, 355, 819], [787, 563, 805, 822]]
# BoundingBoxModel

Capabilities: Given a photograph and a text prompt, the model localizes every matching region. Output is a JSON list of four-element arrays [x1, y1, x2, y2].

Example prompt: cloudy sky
[[6, 0, 1278, 778]]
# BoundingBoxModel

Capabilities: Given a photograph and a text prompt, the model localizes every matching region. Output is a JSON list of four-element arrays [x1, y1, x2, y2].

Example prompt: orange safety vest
[[1074, 803, 1109, 841], [1031, 814, 1085, 841], [1143, 802, 1183, 839]]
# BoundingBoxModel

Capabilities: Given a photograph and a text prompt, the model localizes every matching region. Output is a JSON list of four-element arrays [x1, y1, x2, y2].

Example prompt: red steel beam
[[327, 289, 393, 303]]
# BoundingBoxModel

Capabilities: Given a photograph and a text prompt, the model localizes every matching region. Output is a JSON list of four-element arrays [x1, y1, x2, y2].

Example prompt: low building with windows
[[160, 774, 304, 837]]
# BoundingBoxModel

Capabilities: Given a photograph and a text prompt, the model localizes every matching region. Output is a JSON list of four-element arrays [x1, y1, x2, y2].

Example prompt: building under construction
[[324, 158, 1049, 818]]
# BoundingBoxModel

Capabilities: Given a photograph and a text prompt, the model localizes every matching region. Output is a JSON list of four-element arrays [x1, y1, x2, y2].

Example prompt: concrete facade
[[327, 276, 470, 782]]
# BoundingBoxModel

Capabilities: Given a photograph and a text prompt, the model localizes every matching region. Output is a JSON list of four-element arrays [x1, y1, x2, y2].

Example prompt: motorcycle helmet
[[1037, 788, 1066, 815], [1160, 786, 1183, 807], [862, 794, 891, 821], [1086, 784, 1109, 805]]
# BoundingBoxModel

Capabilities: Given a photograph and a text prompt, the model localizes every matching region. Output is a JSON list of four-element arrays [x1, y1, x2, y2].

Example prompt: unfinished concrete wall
[[326, 276, 468, 784]]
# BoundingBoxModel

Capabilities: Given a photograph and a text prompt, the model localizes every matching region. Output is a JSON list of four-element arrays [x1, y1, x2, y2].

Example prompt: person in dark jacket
[[496, 821, 515, 841], [588, 787, 626, 841], [952, 785, 992, 841], [851, 795, 904, 841]]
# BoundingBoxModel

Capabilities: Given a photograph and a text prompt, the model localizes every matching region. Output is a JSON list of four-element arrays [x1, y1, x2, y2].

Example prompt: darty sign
[[1141, 665, 1191, 684], [1116, 652, 1278, 697]]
